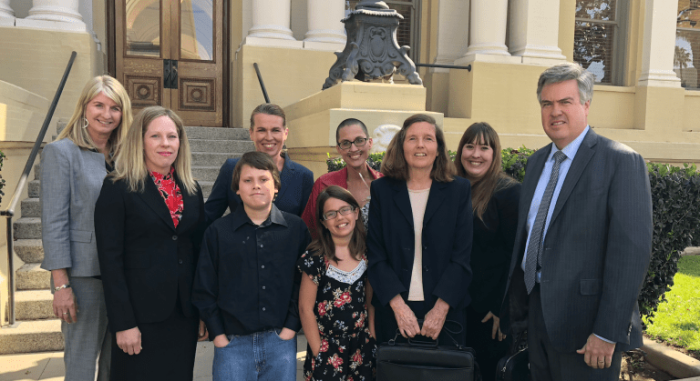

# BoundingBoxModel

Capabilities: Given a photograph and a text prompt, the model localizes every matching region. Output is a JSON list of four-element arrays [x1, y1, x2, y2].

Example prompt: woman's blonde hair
[[381, 114, 454, 182], [111, 106, 197, 195], [57, 75, 132, 160], [454, 122, 516, 220]]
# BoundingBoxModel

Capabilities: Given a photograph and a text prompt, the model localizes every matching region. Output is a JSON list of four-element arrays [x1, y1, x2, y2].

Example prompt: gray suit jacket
[[41, 138, 109, 277], [501, 129, 652, 352]]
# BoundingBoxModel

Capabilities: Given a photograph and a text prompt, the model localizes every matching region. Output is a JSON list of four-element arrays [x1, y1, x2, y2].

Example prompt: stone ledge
[[642, 337, 700, 379]]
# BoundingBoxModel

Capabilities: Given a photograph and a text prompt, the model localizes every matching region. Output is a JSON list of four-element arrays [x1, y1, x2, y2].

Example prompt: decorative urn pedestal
[[322, 0, 422, 90]]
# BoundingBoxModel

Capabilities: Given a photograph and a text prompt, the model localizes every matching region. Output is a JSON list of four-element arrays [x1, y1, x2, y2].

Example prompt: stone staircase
[[0, 127, 254, 354]]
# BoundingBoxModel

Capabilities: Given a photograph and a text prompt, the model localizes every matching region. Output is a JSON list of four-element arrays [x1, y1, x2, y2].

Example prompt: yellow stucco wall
[[0, 27, 101, 132]]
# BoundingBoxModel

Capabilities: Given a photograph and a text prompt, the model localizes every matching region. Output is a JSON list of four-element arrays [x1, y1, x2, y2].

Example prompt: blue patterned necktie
[[524, 150, 567, 294]]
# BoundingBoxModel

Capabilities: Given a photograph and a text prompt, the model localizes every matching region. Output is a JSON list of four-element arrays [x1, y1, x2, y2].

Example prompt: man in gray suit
[[500, 63, 652, 380]]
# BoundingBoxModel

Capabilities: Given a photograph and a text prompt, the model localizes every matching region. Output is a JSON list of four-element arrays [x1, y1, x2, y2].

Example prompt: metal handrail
[[1, 51, 77, 327], [415, 63, 472, 72], [253, 63, 271, 103]]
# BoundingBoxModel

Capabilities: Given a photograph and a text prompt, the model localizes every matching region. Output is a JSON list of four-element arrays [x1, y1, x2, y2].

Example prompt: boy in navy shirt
[[193, 151, 311, 381]]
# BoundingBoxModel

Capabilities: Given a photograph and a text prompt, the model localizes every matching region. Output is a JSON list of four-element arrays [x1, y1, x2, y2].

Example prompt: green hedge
[[327, 149, 699, 323]]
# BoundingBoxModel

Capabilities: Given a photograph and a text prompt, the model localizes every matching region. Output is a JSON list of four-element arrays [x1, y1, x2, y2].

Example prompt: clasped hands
[[390, 295, 449, 340]]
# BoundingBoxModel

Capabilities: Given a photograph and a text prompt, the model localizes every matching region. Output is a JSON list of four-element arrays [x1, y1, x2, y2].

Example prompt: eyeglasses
[[322, 206, 356, 221], [338, 137, 368, 150]]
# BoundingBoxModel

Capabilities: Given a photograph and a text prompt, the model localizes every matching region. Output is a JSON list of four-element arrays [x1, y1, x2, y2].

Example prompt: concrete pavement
[[0, 335, 309, 381]]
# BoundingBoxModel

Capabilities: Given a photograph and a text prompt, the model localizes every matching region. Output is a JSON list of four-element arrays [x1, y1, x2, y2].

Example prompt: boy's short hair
[[231, 152, 282, 193]]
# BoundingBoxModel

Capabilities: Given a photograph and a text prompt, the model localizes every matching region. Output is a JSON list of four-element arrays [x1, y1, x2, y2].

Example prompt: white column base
[[638, 70, 682, 88], [26, 3, 85, 25], [248, 24, 296, 40], [464, 42, 511, 56], [304, 29, 346, 45], [510, 44, 566, 60], [244, 35, 304, 49], [0, 0, 14, 18], [456, 52, 521, 66], [15, 17, 87, 32]]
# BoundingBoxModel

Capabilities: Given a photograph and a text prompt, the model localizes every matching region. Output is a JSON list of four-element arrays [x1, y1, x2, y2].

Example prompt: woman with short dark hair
[[367, 113, 473, 345]]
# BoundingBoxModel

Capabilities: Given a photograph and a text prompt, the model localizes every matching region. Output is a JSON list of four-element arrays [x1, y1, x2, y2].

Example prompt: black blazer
[[367, 176, 473, 314], [500, 129, 652, 352], [468, 181, 521, 316], [95, 174, 205, 333]]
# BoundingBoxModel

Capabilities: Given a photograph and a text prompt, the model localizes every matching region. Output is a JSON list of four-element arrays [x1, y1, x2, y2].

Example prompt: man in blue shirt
[[204, 103, 314, 224], [500, 63, 652, 381]]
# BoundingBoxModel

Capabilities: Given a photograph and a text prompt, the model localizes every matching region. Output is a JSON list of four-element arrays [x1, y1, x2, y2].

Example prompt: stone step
[[28, 179, 40, 198], [15, 239, 44, 264], [16, 290, 54, 320], [189, 138, 255, 153], [14, 218, 42, 240], [192, 152, 242, 167], [34, 164, 40, 180], [200, 181, 213, 199], [20, 198, 40, 218], [185, 127, 250, 140], [0, 319, 63, 354], [192, 166, 223, 182], [17, 263, 51, 290]]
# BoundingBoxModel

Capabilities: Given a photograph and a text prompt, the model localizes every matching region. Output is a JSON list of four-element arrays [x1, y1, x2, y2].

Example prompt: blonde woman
[[40, 75, 132, 381], [95, 106, 206, 381]]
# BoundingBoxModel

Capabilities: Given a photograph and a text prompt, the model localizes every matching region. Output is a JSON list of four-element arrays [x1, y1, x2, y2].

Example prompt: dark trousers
[[465, 306, 511, 381], [528, 285, 622, 381]]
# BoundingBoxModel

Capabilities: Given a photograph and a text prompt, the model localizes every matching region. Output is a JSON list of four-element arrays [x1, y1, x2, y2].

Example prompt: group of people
[[40, 61, 652, 381]]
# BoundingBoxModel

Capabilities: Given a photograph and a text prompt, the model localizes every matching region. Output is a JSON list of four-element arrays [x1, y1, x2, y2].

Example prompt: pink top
[[301, 164, 383, 239]]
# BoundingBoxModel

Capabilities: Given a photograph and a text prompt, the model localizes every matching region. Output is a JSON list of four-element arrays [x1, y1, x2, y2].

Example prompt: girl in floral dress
[[298, 186, 377, 381]]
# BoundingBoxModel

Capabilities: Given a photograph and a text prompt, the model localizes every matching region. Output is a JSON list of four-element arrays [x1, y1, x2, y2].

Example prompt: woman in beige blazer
[[40, 75, 132, 381]]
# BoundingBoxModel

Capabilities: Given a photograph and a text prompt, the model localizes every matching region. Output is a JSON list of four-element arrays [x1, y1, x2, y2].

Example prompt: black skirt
[[110, 299, 198, 381]]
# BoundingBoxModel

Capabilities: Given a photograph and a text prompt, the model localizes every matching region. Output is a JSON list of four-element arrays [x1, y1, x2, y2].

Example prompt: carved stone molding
[[322, 6, 422, 90]]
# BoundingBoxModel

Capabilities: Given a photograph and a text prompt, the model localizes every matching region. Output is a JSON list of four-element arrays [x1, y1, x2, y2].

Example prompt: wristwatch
[[54, 284, 71, 292]]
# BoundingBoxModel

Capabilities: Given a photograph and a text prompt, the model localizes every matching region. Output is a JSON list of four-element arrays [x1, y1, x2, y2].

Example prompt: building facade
[[0, 0, 698, 332]]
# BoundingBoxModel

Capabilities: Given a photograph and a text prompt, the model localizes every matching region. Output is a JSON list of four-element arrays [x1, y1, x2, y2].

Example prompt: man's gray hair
[[536, 63, 596, 105]]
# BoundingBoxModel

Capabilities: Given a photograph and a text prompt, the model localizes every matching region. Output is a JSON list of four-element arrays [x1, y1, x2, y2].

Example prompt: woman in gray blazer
[[40, 75, 132, 381]]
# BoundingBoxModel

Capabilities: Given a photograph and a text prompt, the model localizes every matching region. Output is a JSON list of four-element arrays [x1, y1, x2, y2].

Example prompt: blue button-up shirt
[[521, 126, 590, 273]]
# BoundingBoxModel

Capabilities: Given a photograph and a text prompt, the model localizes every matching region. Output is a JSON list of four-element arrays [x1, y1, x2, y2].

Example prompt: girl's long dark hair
[[307, 186, 366, 262]]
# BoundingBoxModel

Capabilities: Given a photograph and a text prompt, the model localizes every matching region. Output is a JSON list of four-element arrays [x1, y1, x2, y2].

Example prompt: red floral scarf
[[150, 167, 184, 228]]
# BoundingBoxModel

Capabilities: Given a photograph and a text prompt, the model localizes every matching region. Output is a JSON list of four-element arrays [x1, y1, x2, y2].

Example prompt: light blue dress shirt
[[520, 126, 614, 344]]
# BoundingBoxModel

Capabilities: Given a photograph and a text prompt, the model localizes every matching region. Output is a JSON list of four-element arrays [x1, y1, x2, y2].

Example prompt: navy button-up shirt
[[192, 204, 311, 338]]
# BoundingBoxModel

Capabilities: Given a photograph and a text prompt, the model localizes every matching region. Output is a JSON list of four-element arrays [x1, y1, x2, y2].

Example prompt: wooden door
[[115, 0, 226, 126]]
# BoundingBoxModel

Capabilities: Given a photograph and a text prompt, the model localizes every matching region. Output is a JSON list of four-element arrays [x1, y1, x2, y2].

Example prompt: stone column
[[0, 0, 14, 19], [457, 0, 511, 63], [248, 0, 295, 40], [26, 0, 85, 25], [638, 0, 681, 87], [508, 0, 566, 64], [432, 0, 470, 72], [304, 0, 345, 45]]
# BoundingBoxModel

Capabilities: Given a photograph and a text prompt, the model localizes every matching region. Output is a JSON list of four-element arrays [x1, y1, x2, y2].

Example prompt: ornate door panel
[[115, 0, 225, 126]]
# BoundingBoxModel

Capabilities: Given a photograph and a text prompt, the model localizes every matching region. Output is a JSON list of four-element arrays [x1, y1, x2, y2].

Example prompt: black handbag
[[376, 320, 479, 381], [495, 331, 530, 381]]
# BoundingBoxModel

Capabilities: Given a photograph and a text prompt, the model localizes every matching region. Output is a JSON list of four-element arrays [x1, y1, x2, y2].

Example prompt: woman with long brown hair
[[454, 122, 521, 380], [367, 114, 473, 345]]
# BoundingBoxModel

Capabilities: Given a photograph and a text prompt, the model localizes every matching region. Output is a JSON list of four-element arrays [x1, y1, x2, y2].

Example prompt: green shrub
[[327, 149, 700, 323]]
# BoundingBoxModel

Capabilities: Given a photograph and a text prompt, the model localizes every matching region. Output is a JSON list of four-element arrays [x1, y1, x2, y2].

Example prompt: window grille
[[676, 0, 700, 89], [574, 0, 627, 85]]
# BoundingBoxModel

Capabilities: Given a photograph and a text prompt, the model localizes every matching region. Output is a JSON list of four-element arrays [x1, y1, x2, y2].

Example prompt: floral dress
[[297, 252, 377, 381]]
